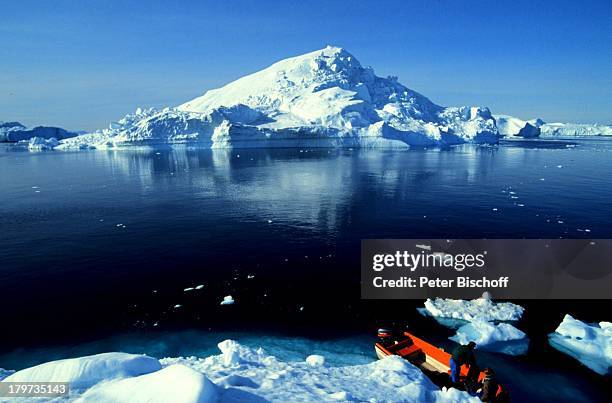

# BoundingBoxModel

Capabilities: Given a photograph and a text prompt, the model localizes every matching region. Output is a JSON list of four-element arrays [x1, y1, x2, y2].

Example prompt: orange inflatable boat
[[375, 329, 508, 400]]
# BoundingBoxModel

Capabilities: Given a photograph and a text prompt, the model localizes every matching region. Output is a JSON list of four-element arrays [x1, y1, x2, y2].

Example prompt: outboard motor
[[377, 328, 394, 347]]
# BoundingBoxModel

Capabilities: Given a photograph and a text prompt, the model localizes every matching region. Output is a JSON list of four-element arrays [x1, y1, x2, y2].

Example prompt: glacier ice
[[2, 340, 479, 402], [58, 46, 499, 150], [548, 314, 611, 375]]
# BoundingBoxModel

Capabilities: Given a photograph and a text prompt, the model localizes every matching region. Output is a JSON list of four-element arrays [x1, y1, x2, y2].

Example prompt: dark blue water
[[1, 139, 610, 401]]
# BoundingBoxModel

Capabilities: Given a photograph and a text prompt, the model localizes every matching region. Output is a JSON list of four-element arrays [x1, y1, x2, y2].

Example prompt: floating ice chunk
[[329, 391, 353, 400], [77, 364, 217, 403], [548, 314, 611, 375], [450, 320, 529, 355], [220, 295, 235, 305], [423, 298, 524, 323], [27, 136, 59, 151], [3, 352, 160, 391], [306, 355, 325, 366]]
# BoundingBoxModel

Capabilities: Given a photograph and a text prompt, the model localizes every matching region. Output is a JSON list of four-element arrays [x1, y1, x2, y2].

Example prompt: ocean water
[[1, 139, 611, 400]]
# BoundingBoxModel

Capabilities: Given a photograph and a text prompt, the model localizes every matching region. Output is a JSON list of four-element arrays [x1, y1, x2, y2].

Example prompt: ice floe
[[421, 298, 527, 355], [450, 320, 529, 355], [220, 295, 235, 305], [548, 314, 611, 375], [1, 340, 479, 402], [76, 364, 217, 403], [3, 352, 161, 391], [305, 354, 326, 367], [423, 297, 524, 322]]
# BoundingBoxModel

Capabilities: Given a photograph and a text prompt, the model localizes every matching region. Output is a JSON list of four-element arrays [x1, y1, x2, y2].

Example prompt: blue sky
[[1, 0, 611, 130]]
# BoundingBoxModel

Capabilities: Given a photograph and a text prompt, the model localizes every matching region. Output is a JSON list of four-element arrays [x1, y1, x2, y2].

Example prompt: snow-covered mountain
[[59, 46, 499, 150], [495, 114, 612, 138]]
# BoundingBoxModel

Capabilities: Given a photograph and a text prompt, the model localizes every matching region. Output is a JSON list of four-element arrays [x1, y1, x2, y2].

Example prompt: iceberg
[[26, 136, 59, 151], [548, 314, 611, 375], [422, 298, 528, 355], [539, 122, 612, 137], [494, 115, 543, 138], [0, 121, 77, 142], [2, 340, 478, 402], [450, 320, 529, 356], [423, 297, 524, 322], [58, 46, 499, 150], [494, 114, 612, 137]]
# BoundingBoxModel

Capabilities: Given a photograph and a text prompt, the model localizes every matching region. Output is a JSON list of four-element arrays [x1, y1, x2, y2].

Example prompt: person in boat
[[450, 341, 477, 384], [479, 367, 499, 402]]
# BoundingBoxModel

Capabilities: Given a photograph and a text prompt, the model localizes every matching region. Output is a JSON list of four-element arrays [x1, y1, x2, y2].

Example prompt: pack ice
[[58, 46, 499, 150], [0, 340, 479, 402], [421, 297, 528, 355], [548, 314, 611, 375]]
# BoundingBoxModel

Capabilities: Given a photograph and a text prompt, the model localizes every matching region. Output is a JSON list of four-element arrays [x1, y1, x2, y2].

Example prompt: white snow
[[161, 340, 478, 402], [58, 46, 499, 150], [450, 320, 529, 355], [548, 314, 611, 375], [3, 340, 478, 402], [422, 298, 527, 355], [0, 368, 14, 380], [305, 354, 326, 366], [77, 364, 218, 403], [0, 121, 75, 142], [494, 115, 544, 137], [2, 352, 161, 391], [26, 136, 59, 150], [220, 295, 235, 305], [424, 297, 524, 322], [495, 114, 612, 137], [540, 122, 612, 137]]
